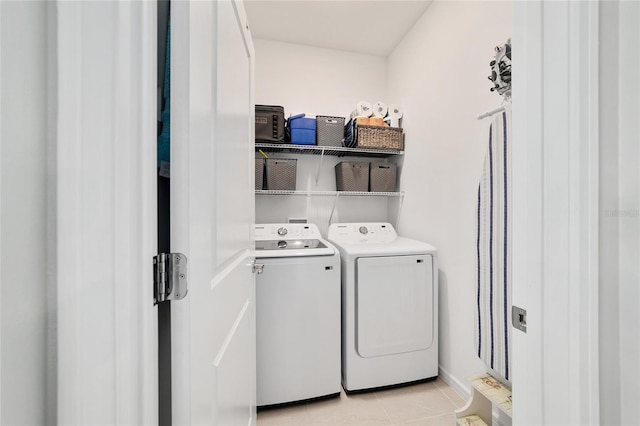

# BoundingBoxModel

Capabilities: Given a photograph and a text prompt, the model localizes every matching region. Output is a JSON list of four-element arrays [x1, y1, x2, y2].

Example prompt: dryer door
[[356, 254, 434, 358]]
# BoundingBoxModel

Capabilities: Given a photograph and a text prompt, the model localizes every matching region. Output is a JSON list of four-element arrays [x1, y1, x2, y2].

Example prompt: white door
[[5, 0, 254, 423], [512, 1, 600, 424], [170, 1, 257, 425]]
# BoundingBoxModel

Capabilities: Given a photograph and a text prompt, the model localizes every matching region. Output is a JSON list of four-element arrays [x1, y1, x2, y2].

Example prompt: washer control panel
[[328, 223, 397, 244], [255, 223, 322, 241]]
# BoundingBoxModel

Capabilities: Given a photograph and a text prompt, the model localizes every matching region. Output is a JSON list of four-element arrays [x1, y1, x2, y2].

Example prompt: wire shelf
[[255, 190, 404, 197], [255, 143, 403, 157]]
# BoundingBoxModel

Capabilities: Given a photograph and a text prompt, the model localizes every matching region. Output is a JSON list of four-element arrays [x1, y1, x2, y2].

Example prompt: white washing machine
[[327, 222, 438, 392], [254, 223, 341, 406]]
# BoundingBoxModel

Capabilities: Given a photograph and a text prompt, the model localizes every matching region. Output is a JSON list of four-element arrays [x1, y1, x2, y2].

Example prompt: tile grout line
[[434, 381, 463, 410], [373, 390, 395, 425], [395, 412, 456, 426]]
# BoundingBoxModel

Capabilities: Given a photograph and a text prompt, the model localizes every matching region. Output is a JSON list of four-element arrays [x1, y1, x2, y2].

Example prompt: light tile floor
[[257, 378, 466, 426]]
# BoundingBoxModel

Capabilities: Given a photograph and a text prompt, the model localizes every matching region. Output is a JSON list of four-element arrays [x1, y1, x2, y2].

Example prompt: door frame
[[55, 1, 158, 424], [0, 2, 4, 421], [512, 1, 600, 423]]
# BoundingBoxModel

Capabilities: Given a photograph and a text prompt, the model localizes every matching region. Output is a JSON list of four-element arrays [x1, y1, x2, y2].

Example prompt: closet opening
[[157, 0, 171, 424]]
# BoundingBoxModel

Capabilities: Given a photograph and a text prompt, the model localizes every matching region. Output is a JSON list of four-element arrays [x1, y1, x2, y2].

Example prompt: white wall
[[255, 39, 387, 120], [599, 1, 640, 423], [387, 1, 512, 395], [1, 1, 50, 424], [254, 39, 394, 234]]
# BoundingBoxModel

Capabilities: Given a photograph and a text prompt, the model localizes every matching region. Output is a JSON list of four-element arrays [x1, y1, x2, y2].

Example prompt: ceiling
[[244, 0, 433, 57]]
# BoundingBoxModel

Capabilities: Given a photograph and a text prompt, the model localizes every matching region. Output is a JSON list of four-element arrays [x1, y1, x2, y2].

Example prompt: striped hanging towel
[[475, 106, 512, 382]]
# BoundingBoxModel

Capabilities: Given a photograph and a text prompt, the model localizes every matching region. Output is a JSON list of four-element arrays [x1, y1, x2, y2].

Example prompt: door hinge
[[252, 262, 264, 275], [154, 253, 188, 305], [512, 305, 527, 333]]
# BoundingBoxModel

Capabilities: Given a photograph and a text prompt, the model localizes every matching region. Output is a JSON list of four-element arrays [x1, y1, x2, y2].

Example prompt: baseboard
[[438, 365, 470, 401]]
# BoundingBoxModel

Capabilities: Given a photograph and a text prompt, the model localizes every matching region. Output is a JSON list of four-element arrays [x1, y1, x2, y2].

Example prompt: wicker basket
[[356, 125, 404, 151]]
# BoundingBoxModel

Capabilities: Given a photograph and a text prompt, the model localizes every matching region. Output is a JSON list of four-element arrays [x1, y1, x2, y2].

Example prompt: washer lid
[[327, 223, 436, 259], [255, 239, 327, 251], [253, 242, 335, 258], [255, 239, 335, 257], [255, 223, 336, 257]]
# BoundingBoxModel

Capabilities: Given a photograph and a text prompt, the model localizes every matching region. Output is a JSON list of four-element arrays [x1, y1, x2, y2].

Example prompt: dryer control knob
[[277, 227, 288, 236], [359, 226, 368, 235]]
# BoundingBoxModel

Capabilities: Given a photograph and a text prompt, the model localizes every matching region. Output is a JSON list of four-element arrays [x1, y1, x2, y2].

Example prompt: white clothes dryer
[[254, 223, 341, 406], [327, 222, 438, 392]]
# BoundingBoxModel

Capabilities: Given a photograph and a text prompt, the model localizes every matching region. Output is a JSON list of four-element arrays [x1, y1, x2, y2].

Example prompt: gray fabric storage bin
[[369, 162, 397, 192], [266, 158, 297, 190], [316, 116, 345, 147], [335, 161, 369, 191], [255, 157, 264, 190]]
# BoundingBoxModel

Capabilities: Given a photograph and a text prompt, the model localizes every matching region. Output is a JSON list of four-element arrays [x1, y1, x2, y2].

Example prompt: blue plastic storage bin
[[289, 114, 316, 145]]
